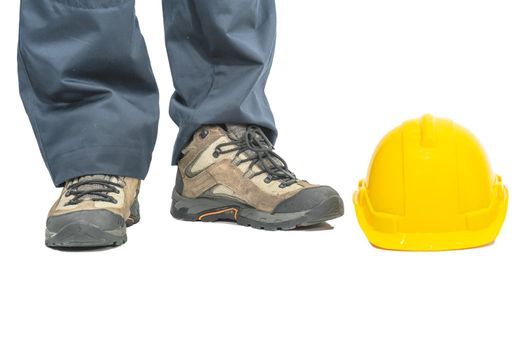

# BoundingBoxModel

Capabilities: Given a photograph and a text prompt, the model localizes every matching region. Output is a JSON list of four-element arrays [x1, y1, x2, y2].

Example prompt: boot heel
[[126, 199, 140, 227]]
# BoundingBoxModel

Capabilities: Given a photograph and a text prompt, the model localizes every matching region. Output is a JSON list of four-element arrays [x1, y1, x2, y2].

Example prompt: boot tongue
[[225, 125, 258, 161], [226, 124, 272, 148], [226, 124, 248, 140]]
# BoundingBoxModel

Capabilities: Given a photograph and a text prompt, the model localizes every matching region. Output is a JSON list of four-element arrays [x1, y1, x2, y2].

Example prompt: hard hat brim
[[353, 179, 509, 252]]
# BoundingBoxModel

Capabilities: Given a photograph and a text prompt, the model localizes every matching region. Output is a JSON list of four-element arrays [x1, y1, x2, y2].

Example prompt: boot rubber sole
[[45, 199, 140, 249], [171, 191, 344, 231]]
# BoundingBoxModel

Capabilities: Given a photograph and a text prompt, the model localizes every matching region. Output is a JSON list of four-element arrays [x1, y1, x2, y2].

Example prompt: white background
[[0, 1, 524, 349]]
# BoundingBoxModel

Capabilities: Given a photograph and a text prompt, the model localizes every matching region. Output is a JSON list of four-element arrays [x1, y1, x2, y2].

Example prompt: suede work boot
[[171, 125, 344, 230], [46, 175, 140, 248]]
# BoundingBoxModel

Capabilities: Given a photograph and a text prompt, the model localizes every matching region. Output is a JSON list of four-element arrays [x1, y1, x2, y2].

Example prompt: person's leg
[[162, 0, 277, 164], [18, 0, 158, 248], [18, 0, 159, 187], [164, 1, 345, 230]]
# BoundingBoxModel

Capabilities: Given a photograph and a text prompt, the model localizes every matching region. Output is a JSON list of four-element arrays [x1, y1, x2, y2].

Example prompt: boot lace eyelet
[[199, 129, 209, 139]]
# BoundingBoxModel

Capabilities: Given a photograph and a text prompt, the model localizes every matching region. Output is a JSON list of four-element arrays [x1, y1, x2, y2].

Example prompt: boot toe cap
[[273, 186, 345, 214]]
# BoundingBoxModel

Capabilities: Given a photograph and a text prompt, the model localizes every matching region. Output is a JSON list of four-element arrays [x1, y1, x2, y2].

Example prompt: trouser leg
[[18, 0, 159, 186], [162, 0, 278, 164]]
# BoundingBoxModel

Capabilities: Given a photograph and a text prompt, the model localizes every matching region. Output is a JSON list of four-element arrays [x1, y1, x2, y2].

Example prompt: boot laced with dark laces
[[213, 126, 298, 188], [172, 124, 344, 230], [64, 175, 124, 206]]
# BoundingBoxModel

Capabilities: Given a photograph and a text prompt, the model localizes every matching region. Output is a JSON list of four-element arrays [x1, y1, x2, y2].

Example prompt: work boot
[[171, 125, 344, 230], [46, 175, 140, 248]]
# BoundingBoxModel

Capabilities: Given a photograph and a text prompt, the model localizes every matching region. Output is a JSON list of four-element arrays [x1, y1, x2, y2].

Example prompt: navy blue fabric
[[18, 0, 277, 186]]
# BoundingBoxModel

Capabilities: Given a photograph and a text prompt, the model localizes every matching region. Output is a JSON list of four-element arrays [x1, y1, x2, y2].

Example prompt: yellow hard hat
[[353, 115, 508, 251]]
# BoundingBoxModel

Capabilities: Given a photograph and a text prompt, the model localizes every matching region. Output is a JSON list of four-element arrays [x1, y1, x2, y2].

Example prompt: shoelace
[[213, 126, 298, 188], [64, 176, 123, 206]]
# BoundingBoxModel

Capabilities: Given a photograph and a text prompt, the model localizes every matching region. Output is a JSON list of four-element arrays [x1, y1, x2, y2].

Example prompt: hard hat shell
[[353, 115, 508, 251]]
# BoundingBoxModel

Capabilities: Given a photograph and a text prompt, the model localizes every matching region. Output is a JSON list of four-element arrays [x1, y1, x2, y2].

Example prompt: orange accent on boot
[[198, 208, 239, 221]]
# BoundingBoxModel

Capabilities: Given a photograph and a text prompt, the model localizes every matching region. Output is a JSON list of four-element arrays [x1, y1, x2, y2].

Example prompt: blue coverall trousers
[[18, 0, 277, 186]]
